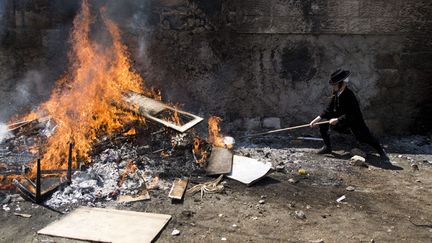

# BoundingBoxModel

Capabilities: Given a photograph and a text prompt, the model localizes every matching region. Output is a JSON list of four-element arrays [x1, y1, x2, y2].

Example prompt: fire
[[118, 161, 137, 187], [23, 1, 159, 176], [0, 175, 19, 191], [208, 116, 225, 147], [192, 137, 208, 165], [171, 106, 181, 126], [193, 137, 201, 155], [123, 128, 137, 136]]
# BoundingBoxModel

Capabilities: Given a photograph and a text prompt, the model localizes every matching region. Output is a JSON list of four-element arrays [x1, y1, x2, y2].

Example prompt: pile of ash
[[46, 136, 204, 208], [1, 118, 207, 208]]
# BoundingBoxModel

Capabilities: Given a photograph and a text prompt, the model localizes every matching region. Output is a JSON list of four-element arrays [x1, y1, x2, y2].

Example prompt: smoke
[[103, 0, 154, 60], [0, 123, 12, 143], [90, 0, 157, 85], [0, 70, 49, 122]]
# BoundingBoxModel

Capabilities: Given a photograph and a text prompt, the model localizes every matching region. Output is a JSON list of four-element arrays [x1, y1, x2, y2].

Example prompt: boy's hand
[[329, 118, 338, 125]]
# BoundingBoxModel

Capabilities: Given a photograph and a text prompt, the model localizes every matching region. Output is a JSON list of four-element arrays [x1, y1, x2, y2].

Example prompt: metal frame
[[13, 143, 74, 203]]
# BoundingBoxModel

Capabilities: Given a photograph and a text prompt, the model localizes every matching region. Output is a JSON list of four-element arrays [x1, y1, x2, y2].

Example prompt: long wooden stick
[[6, 123, 31, 132], [7, 119, 35, 128], [6, 116, 50, 132], [241, 120, 330, 138]]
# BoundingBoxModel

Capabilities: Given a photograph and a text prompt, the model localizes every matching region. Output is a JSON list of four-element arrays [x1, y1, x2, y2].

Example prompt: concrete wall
[[1, 0, 431, 134]]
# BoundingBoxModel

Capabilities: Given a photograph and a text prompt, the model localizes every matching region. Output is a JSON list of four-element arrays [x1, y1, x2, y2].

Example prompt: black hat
[[329, 69, 351, 84]]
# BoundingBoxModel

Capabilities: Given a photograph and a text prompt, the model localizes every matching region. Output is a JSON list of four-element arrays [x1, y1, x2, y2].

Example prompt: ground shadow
[[366, 154, 404, 170], [249, 176, 281, 187]]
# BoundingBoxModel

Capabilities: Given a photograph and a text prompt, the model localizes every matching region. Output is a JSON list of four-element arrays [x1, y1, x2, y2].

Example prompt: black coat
[[320, 87, 367, 129]]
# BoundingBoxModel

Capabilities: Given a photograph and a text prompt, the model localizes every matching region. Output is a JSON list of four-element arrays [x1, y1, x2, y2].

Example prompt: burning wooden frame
[[122, 91, 203, 133]]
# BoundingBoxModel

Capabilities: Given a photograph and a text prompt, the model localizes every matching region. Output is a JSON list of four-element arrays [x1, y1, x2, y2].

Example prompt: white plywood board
[[227, 155, 272, 186], [38, 207, 171, 243]]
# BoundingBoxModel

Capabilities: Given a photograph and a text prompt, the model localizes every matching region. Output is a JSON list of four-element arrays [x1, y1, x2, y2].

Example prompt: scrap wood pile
[[0, 92, 273, 208]]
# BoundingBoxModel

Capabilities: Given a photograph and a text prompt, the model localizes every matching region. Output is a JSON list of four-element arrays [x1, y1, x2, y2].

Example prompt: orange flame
[[0, 175, 19, 191], [171, 107, 181, 126], [24, 1, 158, 176], [192, 137, 208, 166], [123, 128, 137, 136], [208, 116, 225, 148], [192, 137, 201, 155], [118, 161, 137, 187]]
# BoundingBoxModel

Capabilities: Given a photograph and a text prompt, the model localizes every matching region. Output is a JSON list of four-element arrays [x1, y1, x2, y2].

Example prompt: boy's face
[[332, 83, 340, 92]]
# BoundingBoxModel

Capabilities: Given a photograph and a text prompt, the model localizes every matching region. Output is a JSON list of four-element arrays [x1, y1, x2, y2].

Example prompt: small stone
[[298, 168, 307, 176], [346, 186, 355, 191], [171, 229, 180, 236], [350, 155, 368, 167], [306, 205, 311, 209], [2, 204, 10, 212], [350, 155, 365, 163], [411, 164, 419, 171], [295, 210, 306, 219], [259, 200, 265, 204], [13, 213, 31, 218], [350, 148, 366, 158], [309, 239, 324, 243], [288, 178, 297, 184], [218, 214, 223, 217], [336, 195, 346, 203], [275, 165, 285, 172], [251, 216, 258, 220], [398, 155, 403, 158], [260, 195, 266, 199], [181, 210, 195, 218], [422, 159, 431, 164], [221, 237, 227, 241], [232, 224, 237, 228]]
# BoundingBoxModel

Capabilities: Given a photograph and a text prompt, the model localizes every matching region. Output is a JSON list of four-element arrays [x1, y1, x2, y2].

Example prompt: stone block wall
[[0, 0, 78, 120], [0, 0, 431, 135]]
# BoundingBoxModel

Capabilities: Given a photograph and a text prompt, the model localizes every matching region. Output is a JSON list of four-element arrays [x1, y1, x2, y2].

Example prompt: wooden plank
[[168, 178, 189, 200], [117, 191, 150, 203], [227, 155, 272, 186], [205, 147, 233, 175], [38, 207, 171, 243]]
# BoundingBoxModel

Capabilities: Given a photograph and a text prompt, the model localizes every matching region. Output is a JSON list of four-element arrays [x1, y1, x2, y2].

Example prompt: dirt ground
[[0, 135, 431, 243]]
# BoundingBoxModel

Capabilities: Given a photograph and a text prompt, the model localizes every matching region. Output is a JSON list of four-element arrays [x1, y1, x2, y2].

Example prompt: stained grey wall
[[1, 0, 431, 135]]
